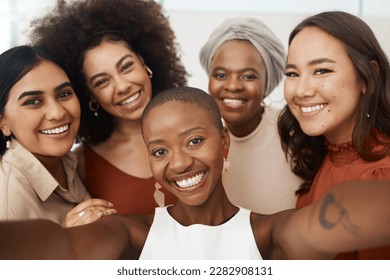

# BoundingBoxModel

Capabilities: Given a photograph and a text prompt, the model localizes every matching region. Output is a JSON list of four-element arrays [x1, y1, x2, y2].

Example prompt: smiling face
[[208, 40, 267, 137], [82, 40, 152, 123], [284, 27, 365, 144], [0, 60, 80, 158], [142, 101, 229, 207]]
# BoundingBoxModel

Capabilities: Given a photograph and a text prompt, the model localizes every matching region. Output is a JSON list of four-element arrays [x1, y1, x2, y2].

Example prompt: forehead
[[9, 61, 67, 94], [211, 39, 265, 68], [288, 26, 348, 61], [83, 40, 134, 67], [143, 100, 215, 135]]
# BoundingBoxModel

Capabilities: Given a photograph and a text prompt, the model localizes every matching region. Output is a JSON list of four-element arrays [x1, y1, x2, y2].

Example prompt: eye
[[314, 68, 333, 75], [93, 78, 109, 88], [152, 148, 167, 157], [284, 71, 299, 78], [120, 62, 134, 73], [188, 137, 204, 147], [23, 98, 41, 106], [242, 74, 258, 80], [57, 90, 73, 99], [212, 72, 227, 80]]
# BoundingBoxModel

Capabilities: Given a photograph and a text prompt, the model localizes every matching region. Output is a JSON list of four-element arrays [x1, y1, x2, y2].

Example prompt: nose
[[45, 99, 66, 121], [295, 75, 316, 98], [169, 148, 194, 173], [224, 75, 243, 92], [114, 75, 131, 95]]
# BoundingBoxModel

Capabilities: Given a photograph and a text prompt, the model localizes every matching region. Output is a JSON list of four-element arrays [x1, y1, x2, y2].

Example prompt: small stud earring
[[3, 135, 11, 149], [223, 157, 230, 172]]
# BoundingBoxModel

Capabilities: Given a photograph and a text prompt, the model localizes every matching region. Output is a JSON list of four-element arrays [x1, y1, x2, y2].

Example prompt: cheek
[[69, 99, 81, 118], [208, 79, 222, 97], [93, 91, 111, 105], [150, 161, 165, 181], [283, 80, 295, 103]]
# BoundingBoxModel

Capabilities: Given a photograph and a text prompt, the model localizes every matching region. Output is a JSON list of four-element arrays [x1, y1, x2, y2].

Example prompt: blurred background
[[1, 0, 389, 107]]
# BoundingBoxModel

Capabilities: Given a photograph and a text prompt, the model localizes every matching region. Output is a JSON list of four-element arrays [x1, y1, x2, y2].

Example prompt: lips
[[118, 91, 140, 106], [300, 103, 327, 113], [39, 124, 69, 135], [221, 98, 246, 108], [175, 172, 205, 189]]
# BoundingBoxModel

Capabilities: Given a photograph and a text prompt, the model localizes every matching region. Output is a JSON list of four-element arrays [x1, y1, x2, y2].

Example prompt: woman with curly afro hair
[[29, 0, 188, 217]]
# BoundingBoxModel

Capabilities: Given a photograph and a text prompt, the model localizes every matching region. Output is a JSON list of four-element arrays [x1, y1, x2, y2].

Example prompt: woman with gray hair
[[199, 17, 302, 214]]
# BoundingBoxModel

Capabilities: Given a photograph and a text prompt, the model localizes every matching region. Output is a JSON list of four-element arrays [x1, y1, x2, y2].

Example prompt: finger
[[67, 199, 114, 216], [83, 198, 114, 207]]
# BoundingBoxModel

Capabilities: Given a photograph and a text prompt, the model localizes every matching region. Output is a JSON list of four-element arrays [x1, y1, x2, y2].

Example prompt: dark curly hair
[[29, 0, 188, 144], [278, 11, 390, 195]]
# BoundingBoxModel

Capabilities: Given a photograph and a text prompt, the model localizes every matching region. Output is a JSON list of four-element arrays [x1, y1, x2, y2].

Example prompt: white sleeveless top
[[139, 206, 262, 260]]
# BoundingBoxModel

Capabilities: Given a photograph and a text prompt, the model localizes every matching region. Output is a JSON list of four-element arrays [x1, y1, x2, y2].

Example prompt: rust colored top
[[84, 145, 176, 215], [297, 141, 390, 259]]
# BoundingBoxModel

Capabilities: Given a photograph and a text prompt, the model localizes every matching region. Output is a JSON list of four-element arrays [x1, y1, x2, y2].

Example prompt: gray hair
[[199, 17, 285, 96]]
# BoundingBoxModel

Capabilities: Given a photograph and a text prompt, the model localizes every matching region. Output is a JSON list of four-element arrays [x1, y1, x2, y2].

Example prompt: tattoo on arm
[[319, 193, 359, 236]]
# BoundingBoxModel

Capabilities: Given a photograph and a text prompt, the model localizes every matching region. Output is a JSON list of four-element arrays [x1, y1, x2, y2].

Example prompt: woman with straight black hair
[[0, 46, 114, 226]]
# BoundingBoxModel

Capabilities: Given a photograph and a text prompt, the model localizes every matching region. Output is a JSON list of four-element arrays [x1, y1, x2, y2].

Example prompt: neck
[[227, 107, 264, 137], [112, 119, 143, 139], [169, 183, 238, 226], [33, 154, 67, 188]]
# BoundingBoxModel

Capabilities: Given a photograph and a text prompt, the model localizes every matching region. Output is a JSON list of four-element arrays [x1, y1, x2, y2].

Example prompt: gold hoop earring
[[146, 66, 153, 78], [88, 100, 100, 117]]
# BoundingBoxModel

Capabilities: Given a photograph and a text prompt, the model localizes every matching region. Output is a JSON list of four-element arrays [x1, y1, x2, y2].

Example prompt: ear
[[361, 83, 367, 95], [0, 115, 11, 136], [370, 60, 380, 75], [362, 60, 380, 95], [221, 127, 230, 153]]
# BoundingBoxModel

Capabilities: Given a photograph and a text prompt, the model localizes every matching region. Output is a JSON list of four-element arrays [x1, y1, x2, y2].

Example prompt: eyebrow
[[285, 58, 336, 69], [211, 66, 260, 74], [146, 127, 207, 147], [17, 82, 72, 101], [55, 81, 72, 91], [17, 90, 43, 101], [89, 54, 132, 83]]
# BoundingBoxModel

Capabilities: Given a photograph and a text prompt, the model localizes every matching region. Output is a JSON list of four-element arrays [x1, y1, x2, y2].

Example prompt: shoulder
[[361, 165, 390, 180], [264, 106, 282, 120]]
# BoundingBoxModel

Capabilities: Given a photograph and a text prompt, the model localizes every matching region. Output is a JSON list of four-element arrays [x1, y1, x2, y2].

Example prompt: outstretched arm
[[0, 215, 132, 260], [274, 180, 390, 259]]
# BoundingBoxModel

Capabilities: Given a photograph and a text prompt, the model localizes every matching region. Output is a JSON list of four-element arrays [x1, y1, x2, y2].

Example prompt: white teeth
[[40, 124, 69, 135], [119, 92, 140, 105], [223, 98, 245, 106], [175, 172, 205, 189], [301, 104, 326, 113]]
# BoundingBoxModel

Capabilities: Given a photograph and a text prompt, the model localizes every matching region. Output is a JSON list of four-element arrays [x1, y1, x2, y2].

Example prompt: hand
[[65, 199, 117, 227]]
